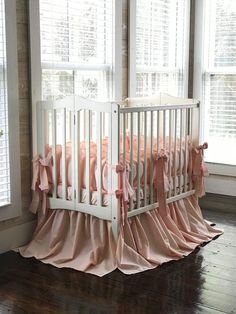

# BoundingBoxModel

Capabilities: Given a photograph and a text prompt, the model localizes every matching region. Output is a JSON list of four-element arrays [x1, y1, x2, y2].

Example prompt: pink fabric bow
[[192, 142, 209, 197], [30, 153, 52, 214], [116, 163, 134, 225], [154, 150, 170, 216]]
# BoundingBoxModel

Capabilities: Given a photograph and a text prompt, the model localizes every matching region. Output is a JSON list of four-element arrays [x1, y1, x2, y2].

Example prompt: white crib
[[36, 94, 200, 241]]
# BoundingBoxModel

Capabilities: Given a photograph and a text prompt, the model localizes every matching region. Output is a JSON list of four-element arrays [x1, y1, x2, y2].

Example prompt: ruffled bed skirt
[[18, 195, 222, 276]]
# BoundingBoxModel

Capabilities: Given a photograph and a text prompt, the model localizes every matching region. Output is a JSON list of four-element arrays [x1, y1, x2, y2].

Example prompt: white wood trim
[[114, 0, 122, 100], [205, 176, 236, 197], [128, 0, 136, 97], [0, 0, 22, 221], [193, 0, 205, 143], [36, 102, 44, 155], [0, 220, 37, 254], [29, 0, 41, 155], [204, 67, 236, 75], [41, 62, 111, 71], [206, 163, 236, 177], [136, 66, 184, 74], [183, 0, 191, 97]]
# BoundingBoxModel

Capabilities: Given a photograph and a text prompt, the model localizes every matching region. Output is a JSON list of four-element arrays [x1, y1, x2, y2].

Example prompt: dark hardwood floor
[[0, 209, 236, 314]]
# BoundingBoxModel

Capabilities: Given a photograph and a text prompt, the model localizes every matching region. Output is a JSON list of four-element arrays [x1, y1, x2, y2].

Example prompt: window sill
[[206, 162, 236, 177]]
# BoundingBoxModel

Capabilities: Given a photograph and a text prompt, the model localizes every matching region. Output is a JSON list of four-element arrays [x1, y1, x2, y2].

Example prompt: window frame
[[128, 0, 191, 97], [29, 0, 122, 155], [0, 0, 21, 221], [193, 0, 236, 176]]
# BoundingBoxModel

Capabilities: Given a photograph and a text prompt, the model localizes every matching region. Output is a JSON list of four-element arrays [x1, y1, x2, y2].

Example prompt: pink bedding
[[45, 136, 192, 204]]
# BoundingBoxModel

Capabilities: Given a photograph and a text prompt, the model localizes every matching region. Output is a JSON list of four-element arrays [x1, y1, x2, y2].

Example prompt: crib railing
[[36, 95, 200, 241], [37, 97, 119, 230], [119, 103, 199, 219]]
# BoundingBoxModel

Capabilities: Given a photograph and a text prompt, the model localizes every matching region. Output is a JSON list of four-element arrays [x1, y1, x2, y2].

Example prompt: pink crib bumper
[[42, 135, 202, 203]]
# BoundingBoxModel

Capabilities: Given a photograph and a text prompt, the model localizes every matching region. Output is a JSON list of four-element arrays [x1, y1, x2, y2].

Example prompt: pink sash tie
[[30, 153, 52, 214], [154, 150, 170, 216], [192, 142, 209, 197], [116, 163, 135, 225]]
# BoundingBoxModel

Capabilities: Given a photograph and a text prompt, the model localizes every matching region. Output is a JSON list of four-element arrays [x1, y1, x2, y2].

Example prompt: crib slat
[[150, 111, 154, 203], [96, 112, 102, 207], [52, 109, 57, 198], [137, 112, 141, 209], [71, 111, 75, 201], [189, 108, 193, 191], [179, 109, 183, 194], [163, 110, 166, 150], [108, 112, 112, 209], [123, 113, 126, 162], [61, 108, 67, 200], [156, 111, 159, 153], [69, 110, 72, 140], [86, 110, 91, 204], [129, 112, 134, 211], [44, 110, 48, 154], [168, 110, 172, 198], [173, 109, 177, 196], [144, 111, 147, 206], [184, 109, 188, 192], [75, 111, 80, 203]]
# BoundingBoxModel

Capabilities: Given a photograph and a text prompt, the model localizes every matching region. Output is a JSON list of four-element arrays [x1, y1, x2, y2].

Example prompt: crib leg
[[112, 209, 119, 242], [110, 103, 120, 242]]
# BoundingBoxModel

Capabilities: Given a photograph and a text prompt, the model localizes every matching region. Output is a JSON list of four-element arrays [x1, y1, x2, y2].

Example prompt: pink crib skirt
[[19, 195, 222, 276]]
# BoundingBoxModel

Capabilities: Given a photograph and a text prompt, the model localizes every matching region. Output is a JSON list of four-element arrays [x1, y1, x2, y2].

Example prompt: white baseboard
[[205, 175, 236, 197], [0, 220, 36, 254]]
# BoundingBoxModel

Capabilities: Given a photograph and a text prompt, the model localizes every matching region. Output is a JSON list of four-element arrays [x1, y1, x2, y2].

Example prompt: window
[[30, 0, 121, 100], [40, 0, 114, 100], [129, 0, 190, 97], [30, 0, 121, 153], [0, 0, 21, 220], [194, 0, 236, 166]]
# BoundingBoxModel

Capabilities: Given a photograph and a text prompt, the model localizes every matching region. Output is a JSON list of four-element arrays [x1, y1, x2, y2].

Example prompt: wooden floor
[[0, 209, 236, 314]]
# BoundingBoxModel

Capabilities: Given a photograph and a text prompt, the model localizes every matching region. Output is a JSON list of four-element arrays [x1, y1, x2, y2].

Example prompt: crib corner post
[[110, 103, 120, 242], [191, 101, 201, 146]]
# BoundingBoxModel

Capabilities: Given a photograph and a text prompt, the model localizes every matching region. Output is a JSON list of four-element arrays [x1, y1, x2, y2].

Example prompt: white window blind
[[0, 0, 10, 207], [39, 0, 113, 100], [135, 0, 189, 97], [202, 0, 236, 165]]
